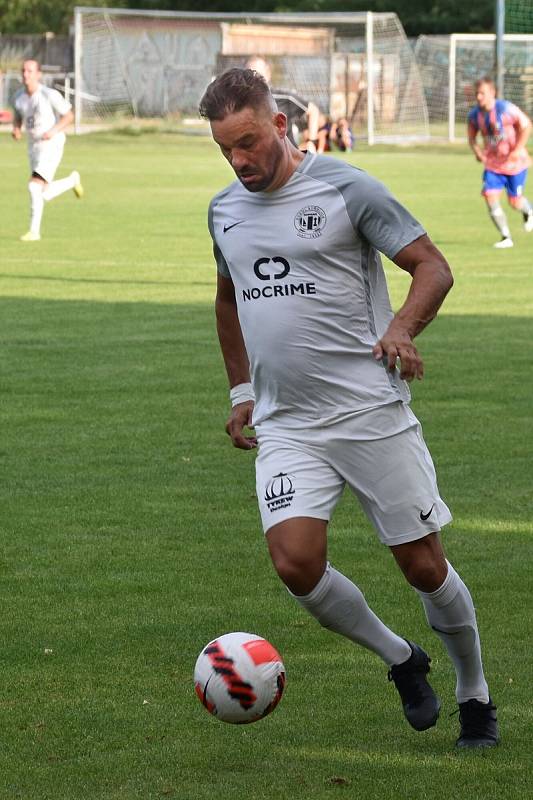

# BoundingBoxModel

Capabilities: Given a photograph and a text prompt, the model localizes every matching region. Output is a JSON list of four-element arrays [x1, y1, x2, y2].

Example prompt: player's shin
[[487, 201, 511, 239], [28, 181, 44, 235], [416, 560, 489, 703], [290, 562, 412, 666], [515, 196, 533, 229], [516, 197, 532, 215]]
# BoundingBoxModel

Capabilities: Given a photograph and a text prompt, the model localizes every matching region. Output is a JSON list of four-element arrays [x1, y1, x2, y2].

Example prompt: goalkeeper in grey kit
[[200, 67, 499, 749]]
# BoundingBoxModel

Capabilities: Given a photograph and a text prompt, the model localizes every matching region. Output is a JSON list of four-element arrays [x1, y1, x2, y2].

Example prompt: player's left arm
[[511, 108, 532, 153], [373, 235, 453, 381], [41, 108, 74, 140]]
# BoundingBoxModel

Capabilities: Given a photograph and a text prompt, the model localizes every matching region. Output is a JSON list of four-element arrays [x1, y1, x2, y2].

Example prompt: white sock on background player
[[488, 201, 511, 239], [417, 560, 489, 703], [292, 562, 412, 666], [42, 172, 78, 202], [28, 181, 44, 235], [518, 197, 533, 230], [519, 197, 532, 216]]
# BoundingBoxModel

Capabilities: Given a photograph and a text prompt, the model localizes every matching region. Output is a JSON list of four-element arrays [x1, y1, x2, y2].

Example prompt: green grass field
[[1, 130, 532, 800]]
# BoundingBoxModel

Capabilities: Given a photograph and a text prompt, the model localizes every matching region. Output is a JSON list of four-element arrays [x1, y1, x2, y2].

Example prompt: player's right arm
[[215, 272, 256, 450], [467, 114, 485, 163], [11, 111, 22, 140]]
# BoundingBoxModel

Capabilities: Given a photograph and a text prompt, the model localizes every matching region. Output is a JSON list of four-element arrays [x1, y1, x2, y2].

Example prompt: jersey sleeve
[[344, 171, 426, 260], [467, 107, 479, 134], [504, 100, 531, 130], [12, 91, 23, 124], [303, 158, 425, 260], [207, 198, 231, 279], [48, 87, 72, 116], [12, 105, 23, 126]]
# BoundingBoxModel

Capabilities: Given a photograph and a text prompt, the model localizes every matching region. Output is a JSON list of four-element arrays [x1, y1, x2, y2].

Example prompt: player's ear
[[273, 112, 287, 139]]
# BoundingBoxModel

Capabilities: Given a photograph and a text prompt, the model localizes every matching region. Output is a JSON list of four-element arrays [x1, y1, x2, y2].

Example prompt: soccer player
[[12, 59, 83, 242], [200, 68, 499, 749], [468, 76, 533, 249]]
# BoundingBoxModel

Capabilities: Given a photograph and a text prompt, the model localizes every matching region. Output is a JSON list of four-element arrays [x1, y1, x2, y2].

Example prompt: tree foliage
[[0, 0, 120, 34], [0, 0, 496, 37]]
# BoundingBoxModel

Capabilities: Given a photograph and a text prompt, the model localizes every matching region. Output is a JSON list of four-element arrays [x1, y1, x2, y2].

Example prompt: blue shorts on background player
[[482, 168, 528, 198]]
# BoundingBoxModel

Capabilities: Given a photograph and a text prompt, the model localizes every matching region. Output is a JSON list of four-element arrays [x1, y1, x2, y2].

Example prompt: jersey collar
[[295, 151, 317, 175]]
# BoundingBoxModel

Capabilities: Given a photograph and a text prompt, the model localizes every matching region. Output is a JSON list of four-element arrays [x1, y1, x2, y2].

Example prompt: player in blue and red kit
[[468, 76, 533, 248]]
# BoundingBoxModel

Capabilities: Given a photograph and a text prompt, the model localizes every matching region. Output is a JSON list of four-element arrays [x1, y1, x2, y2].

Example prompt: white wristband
[[230, 382, 255, 407]]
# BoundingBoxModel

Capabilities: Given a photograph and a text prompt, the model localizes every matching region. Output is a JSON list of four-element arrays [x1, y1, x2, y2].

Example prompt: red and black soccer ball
[[194, 632, 286, 724]]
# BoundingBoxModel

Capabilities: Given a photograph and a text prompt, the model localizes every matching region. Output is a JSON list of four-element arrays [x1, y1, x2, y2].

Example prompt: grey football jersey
[[208, 153, 425, 427]]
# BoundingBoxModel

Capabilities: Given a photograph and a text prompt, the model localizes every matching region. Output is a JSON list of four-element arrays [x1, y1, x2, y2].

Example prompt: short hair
[[199, 68, 275, 121], [475, 76, 495, 92]]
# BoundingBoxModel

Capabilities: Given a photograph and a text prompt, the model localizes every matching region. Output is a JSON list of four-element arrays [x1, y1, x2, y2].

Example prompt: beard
[[237, 172, 274, 192], [236, 140, 284, 192], [236, 159, 280, 192]]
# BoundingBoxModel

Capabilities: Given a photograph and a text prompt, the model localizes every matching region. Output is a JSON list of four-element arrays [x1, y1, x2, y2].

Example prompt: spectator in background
[[245, 56, 320, 151], [314, 115, 355, 155], [467, 75, 533, 249], [331, 117, 355, 152], [316, 114, 332, 153]]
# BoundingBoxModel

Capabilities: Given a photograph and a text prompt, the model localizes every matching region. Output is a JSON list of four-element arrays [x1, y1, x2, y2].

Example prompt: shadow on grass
[[0, 272, 183, 286], [1, 295, 531, 527]]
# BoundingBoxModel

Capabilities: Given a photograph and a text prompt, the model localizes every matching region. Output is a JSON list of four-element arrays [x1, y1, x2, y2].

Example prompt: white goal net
[[415, 33, 533, 141], [73, 7, 429, 143]]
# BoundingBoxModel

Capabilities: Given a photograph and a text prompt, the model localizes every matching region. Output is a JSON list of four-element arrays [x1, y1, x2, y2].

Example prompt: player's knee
[[269, 548, 325, 595], [508, 196, 522, 209], [28, 180, 43, 197], [403, 556, 445, 592], [271, 550, 310, 588]]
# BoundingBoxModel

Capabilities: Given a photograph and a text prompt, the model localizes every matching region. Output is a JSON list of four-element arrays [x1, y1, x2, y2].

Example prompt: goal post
[[366, 11, 375, 146], [74, 7, 82, 133], [73, 6, 429, 143]]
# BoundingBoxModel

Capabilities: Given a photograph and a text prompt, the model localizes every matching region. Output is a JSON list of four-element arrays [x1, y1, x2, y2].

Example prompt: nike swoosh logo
[[420, 504, 435, 521], [201, 675, 212, 708], [223, 220, 246, 233], [431, 625, 460, 636]]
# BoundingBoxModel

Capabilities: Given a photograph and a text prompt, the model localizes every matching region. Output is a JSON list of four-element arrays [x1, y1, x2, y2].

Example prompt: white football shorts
[[28, 134, 66, 183], [255, 405, 452, 546]]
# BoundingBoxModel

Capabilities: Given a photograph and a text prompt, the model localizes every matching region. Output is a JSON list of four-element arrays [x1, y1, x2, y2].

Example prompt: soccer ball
[[194, 631, 286, 724]]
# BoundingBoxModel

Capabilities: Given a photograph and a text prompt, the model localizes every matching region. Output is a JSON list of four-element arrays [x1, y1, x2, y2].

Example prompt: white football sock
[[488, 203, 511, 239], [417, 561, 489, 704], [291, 563, 412, 666], [28, 181, 44, 235], [42, 172, 77, 202], [518, 197, 532, 216]]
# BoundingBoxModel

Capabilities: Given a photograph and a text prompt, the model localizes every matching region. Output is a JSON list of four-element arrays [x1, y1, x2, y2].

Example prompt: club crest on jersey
[[294, 205, 327, 238], [265, 472, 296, 512]]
